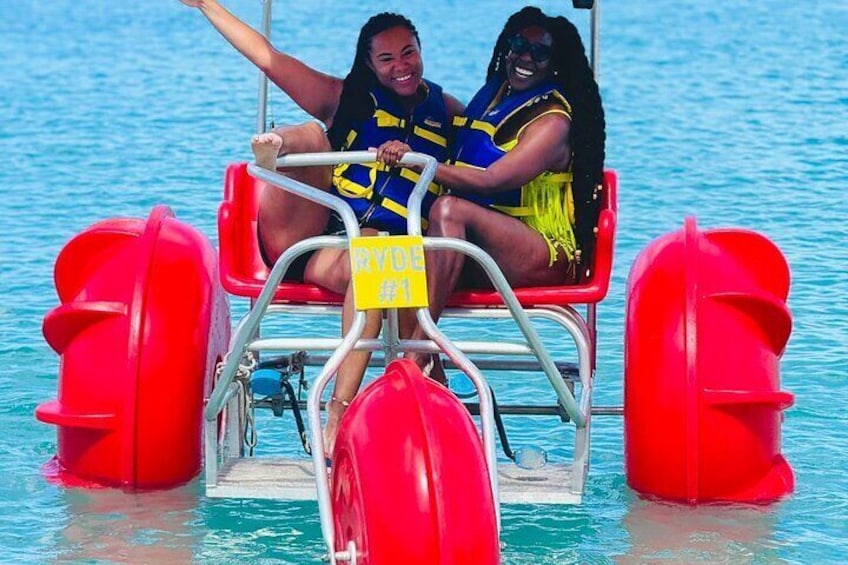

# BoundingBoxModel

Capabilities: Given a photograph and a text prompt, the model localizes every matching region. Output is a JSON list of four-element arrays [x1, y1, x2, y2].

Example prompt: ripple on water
[[1, 0, 847, 563]]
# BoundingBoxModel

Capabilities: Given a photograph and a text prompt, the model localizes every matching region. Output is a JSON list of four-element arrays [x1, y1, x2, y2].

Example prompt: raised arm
[[180, 0, 343, 124]]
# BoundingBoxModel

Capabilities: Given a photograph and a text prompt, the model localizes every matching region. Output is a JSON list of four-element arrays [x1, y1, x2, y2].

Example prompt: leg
[[397, 308, 446, 385], [405, 195, 570, 367], [403, 196, 469, 373], [304, 230, 383, 455], [253, 122, 333, 265], [425, 195, 570, 289], [323, 284, 383, 455]]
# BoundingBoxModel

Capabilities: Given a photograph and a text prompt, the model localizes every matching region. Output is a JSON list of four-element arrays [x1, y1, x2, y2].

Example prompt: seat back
[[218, 163, 617, 307], [218, 163, 343, 303]]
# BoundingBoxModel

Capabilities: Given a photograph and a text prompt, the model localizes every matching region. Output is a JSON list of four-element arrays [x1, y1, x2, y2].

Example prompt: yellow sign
[[349, 235, 429, 310]]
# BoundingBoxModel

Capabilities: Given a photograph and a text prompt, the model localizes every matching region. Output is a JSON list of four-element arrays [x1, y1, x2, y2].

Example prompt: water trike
[[35, 2, 794, 563]]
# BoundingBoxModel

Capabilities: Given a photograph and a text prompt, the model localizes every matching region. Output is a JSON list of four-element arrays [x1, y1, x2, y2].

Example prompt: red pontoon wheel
[[36, 206, 230, 489], [331, 359, 500, 564], [624, 217, 794, 504]]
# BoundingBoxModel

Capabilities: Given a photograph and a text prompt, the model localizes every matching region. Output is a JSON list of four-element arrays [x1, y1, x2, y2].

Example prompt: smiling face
[[366, 26, 424, 100], [505, 25, 554, 92]]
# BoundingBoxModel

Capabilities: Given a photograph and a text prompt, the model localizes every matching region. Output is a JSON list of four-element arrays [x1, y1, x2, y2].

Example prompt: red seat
[[218, 163, 617, 307], [218, 163, 343, 304], [449, 170, 617, 307]]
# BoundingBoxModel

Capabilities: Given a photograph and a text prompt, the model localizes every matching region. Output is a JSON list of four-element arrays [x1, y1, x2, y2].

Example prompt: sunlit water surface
[[1, 1, 846, 563]]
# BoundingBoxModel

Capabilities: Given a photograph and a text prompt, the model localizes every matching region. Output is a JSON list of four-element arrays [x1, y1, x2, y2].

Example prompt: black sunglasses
[[507, 35, 553, 63]]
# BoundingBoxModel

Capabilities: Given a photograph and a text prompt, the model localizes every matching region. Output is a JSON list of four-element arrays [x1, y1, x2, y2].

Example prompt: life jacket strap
[[412, 125, 448, 147], [396, 167, 442, 195], [453, 115, 497, 136], [373, 109, 405, 129]]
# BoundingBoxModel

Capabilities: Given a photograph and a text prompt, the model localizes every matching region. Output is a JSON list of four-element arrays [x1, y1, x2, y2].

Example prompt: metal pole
[[256, 0, 273, 134], [590, 0, 600, 82]]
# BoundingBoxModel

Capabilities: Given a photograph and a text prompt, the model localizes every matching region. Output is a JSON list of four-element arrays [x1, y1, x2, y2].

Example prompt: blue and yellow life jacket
[[451, 79, 577, 264], [331, 79, 450, 234]]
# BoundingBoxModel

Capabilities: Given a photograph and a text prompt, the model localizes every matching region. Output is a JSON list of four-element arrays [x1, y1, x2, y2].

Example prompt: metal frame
[[204, 152, 598, 562], [224, 3, 605, 561]]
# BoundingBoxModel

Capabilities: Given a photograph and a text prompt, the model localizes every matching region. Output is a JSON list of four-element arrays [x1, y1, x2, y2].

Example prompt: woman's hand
[[178, 0, 204, 7], [374, 140, 414, 168]]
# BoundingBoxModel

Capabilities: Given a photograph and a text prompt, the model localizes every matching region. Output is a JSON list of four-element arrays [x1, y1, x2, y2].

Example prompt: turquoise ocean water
[[1, 1, 847, 563]]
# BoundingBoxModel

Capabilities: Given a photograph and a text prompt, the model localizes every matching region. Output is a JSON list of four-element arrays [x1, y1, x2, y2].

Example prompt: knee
[[427, 195, 465, 235], [317, 125, 333, 152], [303, 122, 332, 152], [275, 122, 331, 153]]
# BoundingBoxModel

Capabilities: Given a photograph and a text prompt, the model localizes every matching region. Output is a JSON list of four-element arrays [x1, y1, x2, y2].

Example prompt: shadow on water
[[617, 497, 784, 563], [48, 479, 328, 564], [42, 463, 787, 564], [193, 496, 326, 564], [51, 484, 200, 564]]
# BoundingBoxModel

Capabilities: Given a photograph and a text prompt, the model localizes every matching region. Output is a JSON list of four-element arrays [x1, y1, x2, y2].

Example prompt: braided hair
[[327, 13, 421, 151], [487, 7, 606, 270]]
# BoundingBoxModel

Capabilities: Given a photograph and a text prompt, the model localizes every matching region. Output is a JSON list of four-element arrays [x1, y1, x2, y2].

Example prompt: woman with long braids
[[377, 6, 606, 379], [180, 1, 463, 452]]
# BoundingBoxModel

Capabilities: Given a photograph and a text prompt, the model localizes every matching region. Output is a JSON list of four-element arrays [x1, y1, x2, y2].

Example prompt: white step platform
[[206, 457, 581, 505]]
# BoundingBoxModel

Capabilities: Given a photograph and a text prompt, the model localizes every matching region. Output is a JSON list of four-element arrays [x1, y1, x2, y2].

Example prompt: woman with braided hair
[[180, 1, 463, 452], [376, 6, 606, 379], [180, 2, 462, 263]]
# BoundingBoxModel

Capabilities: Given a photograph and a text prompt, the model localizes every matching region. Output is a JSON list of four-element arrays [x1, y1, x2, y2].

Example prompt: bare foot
[[251, 132, 283, 170], [323, 398, 348, 458], [428, 356, 447, 386], [410, 352, 447, 386]]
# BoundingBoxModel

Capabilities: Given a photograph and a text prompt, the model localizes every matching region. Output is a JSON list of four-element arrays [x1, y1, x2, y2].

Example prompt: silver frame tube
[[268, 151, 437, 237], [208, 152, 437, 421], [256, 0, 272, 134], [308, 310, 368, 556], [420, 237, 588, 428], [220, 0, 605, 556], [209, 152, 441, 562], [590, 1, 601, 81], [205, 235, 349, 422]]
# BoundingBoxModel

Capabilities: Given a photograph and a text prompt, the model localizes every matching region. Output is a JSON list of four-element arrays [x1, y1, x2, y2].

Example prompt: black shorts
[[256, 223, 315, 281], [257, 213, 403, 280], [325, 212, 403, 236]]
